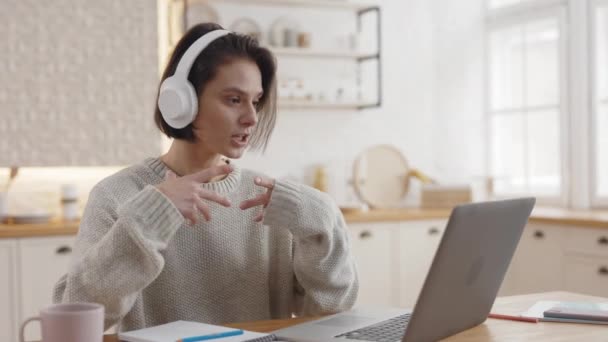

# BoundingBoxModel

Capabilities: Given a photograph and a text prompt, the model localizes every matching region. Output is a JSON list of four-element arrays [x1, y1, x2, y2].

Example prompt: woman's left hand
[[239, 176, 275, 222]]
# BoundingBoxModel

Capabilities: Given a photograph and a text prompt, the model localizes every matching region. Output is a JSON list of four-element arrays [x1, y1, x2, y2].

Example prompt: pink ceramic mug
[[20, 302, 104, 342]]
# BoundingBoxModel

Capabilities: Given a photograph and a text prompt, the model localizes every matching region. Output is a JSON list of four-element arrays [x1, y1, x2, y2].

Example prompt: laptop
[[274, 197, 536, 342]]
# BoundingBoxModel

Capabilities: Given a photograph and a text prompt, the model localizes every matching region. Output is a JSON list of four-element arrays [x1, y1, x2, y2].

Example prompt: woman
[[53, 23, 358, 332]]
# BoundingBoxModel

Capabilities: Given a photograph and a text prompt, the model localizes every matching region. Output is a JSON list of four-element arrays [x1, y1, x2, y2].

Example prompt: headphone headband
[[157, 29, 232, 129], [174, 29, 231, 78]]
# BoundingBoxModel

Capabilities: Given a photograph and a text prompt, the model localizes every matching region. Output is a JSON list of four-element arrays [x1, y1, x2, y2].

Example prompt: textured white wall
[[432, 0, 486, 184], [0, 0, 160, 166]]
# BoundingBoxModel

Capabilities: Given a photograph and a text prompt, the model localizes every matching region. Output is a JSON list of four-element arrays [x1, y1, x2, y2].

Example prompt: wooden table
[[89, 291, 606, 342]]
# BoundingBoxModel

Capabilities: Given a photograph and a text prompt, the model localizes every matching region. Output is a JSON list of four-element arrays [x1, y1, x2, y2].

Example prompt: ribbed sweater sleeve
[[53, 183, 184, 329], [263, 179, 359, 316]]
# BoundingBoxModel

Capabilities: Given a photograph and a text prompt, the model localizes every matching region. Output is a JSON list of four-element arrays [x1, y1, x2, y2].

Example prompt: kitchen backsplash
[[1, 0, 160, 166]]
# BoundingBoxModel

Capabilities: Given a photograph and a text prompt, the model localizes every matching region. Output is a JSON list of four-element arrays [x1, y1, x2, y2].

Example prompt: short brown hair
[[154, 23, 277, 151]]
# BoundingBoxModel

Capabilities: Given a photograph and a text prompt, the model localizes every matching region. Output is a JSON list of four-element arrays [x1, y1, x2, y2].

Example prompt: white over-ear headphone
[[158, 29, 231, 129]]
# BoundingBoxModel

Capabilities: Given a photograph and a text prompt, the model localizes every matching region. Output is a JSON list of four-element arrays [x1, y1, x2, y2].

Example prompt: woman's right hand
[[156, 164, 233, 224]]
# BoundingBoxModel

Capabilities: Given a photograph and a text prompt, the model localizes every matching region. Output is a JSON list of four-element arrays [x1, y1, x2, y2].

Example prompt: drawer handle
[[428, 227, 440, 236], [533, 230, 545, 239], [55, 246, 72, 255], [598, 237, 608, 246], [359, 231, 372, 239], [599, 267, 608, 276]]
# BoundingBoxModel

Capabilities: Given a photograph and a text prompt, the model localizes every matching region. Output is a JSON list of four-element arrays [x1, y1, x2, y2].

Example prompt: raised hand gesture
[[239, 176, 275, 222], [156, 164, 233, 224]]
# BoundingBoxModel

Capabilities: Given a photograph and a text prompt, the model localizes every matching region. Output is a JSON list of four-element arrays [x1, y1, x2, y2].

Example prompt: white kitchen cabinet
[[349, 219, 448, 309], [18, 236, 76, 342], [0, 239, 18, 342], [349, 222, 398, 307], [564, 255, 608, 297], [349, 218, 608, 308], [562, 226, 608, 297], [499, 224, 564, 296], [563, 226, 608, 256], [398, 220, 447, 308]]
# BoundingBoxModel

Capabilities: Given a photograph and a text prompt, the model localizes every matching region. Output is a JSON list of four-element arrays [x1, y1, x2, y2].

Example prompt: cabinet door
[[18, 236, 76, 341], [564, 255, 608, 297], [499, 224, 564, 296], [562, 226, 608, 296], [0, 239, 18, 342], [563, 226, 608, 257], [398, 220, 447, 308], [349, 223, 397, 307]]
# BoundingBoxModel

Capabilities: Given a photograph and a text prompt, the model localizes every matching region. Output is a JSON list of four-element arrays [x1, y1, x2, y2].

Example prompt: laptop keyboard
[[334, 313, 411, 342]]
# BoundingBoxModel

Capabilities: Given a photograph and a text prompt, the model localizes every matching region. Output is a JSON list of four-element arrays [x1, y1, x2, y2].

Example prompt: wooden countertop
[[343, 207, 608, 228], [58, 291, 608, 342], [0, 219, 79, 238], [530, 207, 608, 228], [2, 207, 608, 238], [343, 207, 452, 222]]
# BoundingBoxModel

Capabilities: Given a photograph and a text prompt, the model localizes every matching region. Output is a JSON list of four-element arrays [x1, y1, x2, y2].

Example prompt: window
[[489, 0, 534, 10], [487, 7, 564, 199], [593, 1, 608, 200], [486, 0, 608, 207]]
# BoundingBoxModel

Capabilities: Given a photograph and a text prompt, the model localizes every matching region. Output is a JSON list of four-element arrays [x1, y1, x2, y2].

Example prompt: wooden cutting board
[[352, 145, 410, 208]]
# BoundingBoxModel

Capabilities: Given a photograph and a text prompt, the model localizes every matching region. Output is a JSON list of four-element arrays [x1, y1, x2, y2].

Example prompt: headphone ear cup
[[184, 81, 198, 123], [158, 76, 198, 129]]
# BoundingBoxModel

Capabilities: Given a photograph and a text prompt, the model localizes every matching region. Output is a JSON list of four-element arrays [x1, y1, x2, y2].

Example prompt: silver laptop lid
[[403, 197, 535, 342]]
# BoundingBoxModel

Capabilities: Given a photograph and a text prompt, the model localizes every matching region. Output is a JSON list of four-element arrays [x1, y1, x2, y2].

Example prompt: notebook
[[521, 301, 608, 325], [118, 320, 280, 342], [544, 306, 608, 322]]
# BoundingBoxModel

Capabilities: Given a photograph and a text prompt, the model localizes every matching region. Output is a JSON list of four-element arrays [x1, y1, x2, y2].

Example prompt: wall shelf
[[163, 1, 382, 111], [270, 46, 378, 60], [279, 100, 379, 110], [198, 0, 377, 11]]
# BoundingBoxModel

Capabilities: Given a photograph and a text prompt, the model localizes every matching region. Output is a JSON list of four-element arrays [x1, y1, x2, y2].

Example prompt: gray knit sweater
[[53, 157, 358, 331]]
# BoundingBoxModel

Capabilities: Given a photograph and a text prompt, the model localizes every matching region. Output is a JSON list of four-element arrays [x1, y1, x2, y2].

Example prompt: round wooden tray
[[352, 145, 410, 208]]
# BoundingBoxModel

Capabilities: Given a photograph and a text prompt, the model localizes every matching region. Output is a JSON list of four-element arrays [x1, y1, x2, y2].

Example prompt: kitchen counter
[[343, 207, 608, 228], [529, 207, 608, 228], [342, 207, 451, 223], [0, 219, 79, 238], [1, 207, 608, 238]]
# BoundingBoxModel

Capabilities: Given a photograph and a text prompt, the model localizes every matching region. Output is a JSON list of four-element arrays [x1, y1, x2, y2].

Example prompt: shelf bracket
[[356, 6, 382, 110]]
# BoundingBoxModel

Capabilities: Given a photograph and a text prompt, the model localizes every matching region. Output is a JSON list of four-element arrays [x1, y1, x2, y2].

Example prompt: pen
[[488, 313, 539, 323], [176, 329, 244, 342]]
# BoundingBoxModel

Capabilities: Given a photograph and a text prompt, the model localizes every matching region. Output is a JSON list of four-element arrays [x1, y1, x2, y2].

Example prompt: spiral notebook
[[118, 320, 280, 342]]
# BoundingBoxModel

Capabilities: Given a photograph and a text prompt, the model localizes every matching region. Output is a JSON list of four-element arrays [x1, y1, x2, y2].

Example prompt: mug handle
[[20, 316, 41, 342]]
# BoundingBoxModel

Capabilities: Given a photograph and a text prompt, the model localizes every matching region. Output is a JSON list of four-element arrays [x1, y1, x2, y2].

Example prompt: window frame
[[590, 0, 608, 206], [484, 1, 569, 206]]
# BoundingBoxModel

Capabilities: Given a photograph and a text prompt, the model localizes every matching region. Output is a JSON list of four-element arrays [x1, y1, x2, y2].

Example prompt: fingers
[[240, 177, 273, 222], [184, 202, 198, 225], [165, 169, 178, 181], [194, 193, 211, 222], [239, 192, 268, 210], [178, 170, 274, 225], [254, 177, 274, 190], [240, 177, 273, 210], [254, 210, 264, 222], [181, 187, 231, 226], [189, 164, 233, 183], [198, 189, 231, 207]]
